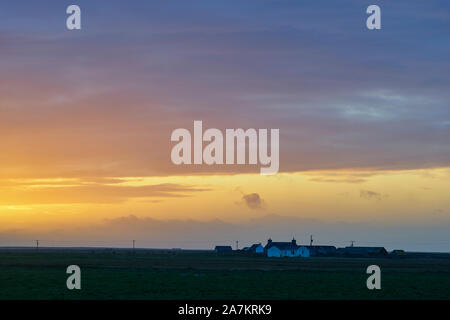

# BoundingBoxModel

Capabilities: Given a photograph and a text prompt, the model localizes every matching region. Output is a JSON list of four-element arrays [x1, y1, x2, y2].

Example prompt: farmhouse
[[264, 238, 310, 258]]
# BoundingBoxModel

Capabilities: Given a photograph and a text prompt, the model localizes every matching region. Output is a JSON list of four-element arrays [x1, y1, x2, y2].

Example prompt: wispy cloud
[[0, 1, 449, 178], [360, 190, 387, 201], [0, 182, 211, 205], [309, 177, 366, 184]]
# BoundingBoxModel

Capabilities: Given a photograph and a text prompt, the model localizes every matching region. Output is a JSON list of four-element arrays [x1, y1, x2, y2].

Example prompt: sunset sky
[[1, 0, 449, 251]]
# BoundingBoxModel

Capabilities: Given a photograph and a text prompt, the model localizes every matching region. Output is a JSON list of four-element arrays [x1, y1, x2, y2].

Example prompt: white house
[[264, 238, 310, 258], [297, 246, 310, 257]]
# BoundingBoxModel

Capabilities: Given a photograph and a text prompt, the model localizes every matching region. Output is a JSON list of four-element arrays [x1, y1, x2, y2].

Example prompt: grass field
[[0, 248, 449, 300]]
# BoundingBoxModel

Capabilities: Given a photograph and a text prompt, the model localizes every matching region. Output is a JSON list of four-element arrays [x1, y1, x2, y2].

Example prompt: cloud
[[239, 193, 265, 210], [306, 171, 374, 184], [360, 190, 386, 201], [0, 183, 211, 205], [309, 178, 366, 184], [0, 1, 450, 179]]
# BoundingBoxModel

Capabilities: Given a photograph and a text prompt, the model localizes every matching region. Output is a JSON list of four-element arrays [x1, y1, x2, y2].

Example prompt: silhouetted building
[[306, 245, 337, 257], [214, 246, 233, 255], [248, 243, 264, 254], [390, 249, 406, 258], [264, 238, 309, 258], [337, 246, 388, 257]]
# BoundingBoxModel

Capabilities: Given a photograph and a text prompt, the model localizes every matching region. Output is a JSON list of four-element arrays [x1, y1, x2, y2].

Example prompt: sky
[[0, 1, 449, 251]]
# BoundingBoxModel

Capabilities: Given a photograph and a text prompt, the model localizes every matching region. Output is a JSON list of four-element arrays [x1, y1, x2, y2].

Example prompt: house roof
[[266, 242, 300, 250], [306, 245, 336, 250], [215, 246, 232, 251], [339, 247, 387, 254], [306, 245, 336, 253], [249, 243, 263, 250]]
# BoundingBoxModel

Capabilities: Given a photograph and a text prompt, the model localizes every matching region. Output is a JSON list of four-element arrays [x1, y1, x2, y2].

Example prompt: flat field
[[0, 248, 448, 300]]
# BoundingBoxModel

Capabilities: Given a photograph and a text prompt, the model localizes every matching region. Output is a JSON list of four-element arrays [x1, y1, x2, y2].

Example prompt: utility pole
[[36, 240, 39, 250], [350, 240, 355, 247], [310, 235, 314, 246], [236, 240, 239, 250], [132, 240, 135, 249]]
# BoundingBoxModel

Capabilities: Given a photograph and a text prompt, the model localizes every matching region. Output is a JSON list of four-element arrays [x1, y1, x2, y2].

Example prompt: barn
[[264, 238, 310, 258], [306, 245, 337, 257], [337, 246, 388, 257], [214, 246, 233, 255]]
